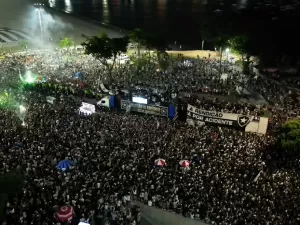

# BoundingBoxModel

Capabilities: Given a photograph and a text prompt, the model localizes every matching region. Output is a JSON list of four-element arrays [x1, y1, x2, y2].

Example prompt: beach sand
[[0, 0, 124, 47]]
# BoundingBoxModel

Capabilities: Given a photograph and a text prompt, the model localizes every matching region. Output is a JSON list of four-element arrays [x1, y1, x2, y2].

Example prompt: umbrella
[[57, 160, 73, 171], [179, 160, 191, 168], [73, 72, 83, 80], [55, 206, 74, 222], [154, 159, 166, 167]]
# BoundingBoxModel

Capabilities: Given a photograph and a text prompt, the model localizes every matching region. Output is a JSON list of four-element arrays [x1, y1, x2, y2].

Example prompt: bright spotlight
[[33, 2, 44, 9], [19, 105, 26, 113], [24, 71, 35, 83]]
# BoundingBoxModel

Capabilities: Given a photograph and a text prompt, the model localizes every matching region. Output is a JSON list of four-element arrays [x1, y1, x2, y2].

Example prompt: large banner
[[187, 104, 251, 128], [187, 104, 269, 134], [121, 100, 169, 117]]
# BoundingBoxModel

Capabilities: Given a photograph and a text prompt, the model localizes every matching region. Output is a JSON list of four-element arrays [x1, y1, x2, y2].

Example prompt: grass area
[[0, 45, 239, 64], [0, 45, 24, 54], [127, 49, 217, 59], [127, 49, 240, 61], [167, 50, 216, 59]]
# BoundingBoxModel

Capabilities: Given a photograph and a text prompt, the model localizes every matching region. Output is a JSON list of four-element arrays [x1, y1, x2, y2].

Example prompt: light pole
[[225, 48, 230, 61], [33, 3, 44, 38], [37, 8, 43, 38]]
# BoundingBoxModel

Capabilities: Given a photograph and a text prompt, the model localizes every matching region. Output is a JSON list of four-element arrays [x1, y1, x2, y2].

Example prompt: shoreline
[[44, 5, 129, 36], [43, 3, 194, 50], [0, 0, 125, 47], [32, 0, 129, 35], [0, 0, 195, 50], [41, 6, 125, 44]]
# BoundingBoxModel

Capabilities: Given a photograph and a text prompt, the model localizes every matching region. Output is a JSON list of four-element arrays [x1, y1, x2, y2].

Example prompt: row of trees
[[199, 13, 261, 74], [200, 19, 257, 74], [81, 29, 169, 78], [14, 29, 169, 78], [15, 27, 256, 76]]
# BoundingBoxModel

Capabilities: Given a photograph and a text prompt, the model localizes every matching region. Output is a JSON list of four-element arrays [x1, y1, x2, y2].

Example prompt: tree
[[0, 194, 8, 223], [0, 43, 4, 55], [0, 171, 24, 195], [128, 28, 146, 57], [59, 37, 74, 49], [278, 119, 300, 157], [228, 35, 256, 74], [157, 51, 170, 71], [131, 53, 155, 70], [128, 53, 156, 81], [215, 36, 229, 69], [18, 40, 28, 52], [200, 18, 230, 80], [200, 16, 232, 52], [144, 34, 167, 52], [82, 32, 129, 79], [0, 171, 24, 222]]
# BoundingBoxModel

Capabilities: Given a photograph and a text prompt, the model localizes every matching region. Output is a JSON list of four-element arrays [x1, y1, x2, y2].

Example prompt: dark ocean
[[46, 0, 300, 47]]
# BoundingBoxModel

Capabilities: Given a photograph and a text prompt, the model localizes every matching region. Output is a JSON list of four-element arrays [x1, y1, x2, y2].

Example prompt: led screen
[[132, 97, 148, 104]]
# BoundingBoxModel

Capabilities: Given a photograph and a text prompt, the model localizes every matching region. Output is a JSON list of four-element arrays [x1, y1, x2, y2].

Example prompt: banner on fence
[[187, 104, 251, 128], [186, 104, 269, 134]]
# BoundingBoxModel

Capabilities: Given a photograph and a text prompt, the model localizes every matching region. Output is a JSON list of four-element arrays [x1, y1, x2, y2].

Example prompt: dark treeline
[[194, 8, 300, 67]]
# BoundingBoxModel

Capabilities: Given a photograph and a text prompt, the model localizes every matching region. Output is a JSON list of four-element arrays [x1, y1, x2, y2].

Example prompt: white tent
[[79, 102, 95, 115]]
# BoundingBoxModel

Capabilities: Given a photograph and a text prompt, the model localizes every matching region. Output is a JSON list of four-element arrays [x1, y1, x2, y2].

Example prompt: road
[[0, 0, 124, 48], [140, 217, 154, 225]]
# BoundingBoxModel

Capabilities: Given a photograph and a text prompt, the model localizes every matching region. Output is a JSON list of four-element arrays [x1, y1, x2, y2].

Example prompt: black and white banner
[[187, 104, 251, 128], [100, 83, 110, 93]]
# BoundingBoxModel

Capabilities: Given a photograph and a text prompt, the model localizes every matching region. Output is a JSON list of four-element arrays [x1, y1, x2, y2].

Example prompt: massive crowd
[[0, 49, 300, 225]]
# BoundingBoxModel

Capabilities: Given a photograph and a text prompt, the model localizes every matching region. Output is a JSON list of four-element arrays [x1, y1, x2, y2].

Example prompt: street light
[[33, 3, 44, 38], [225, 48, 230, 61], [19, 105, 26, 114], [33, 3, 45, 9]]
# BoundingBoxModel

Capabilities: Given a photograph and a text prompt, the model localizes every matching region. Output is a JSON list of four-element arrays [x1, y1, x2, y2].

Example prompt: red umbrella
[[55, 206, 74, 222], [154, 159, 166, 167], [179, 160, 191, 168]]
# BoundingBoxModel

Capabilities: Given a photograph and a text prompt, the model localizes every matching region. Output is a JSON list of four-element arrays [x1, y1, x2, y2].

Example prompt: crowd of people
[[0, 48, 300, 225]]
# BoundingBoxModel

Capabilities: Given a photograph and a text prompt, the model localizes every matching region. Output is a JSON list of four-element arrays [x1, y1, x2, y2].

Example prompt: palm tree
[[58, 38, 74, 51], [18, 40, 28, 53], [128, 28, 146, 57], [215, 36, 229, 75]]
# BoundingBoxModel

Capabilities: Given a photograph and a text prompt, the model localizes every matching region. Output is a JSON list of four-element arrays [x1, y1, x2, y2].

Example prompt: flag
[[173, 113, 178, 121], [253, 170, 262, 182], [126, 104, 131, 113], [218, 127, 222, 133]]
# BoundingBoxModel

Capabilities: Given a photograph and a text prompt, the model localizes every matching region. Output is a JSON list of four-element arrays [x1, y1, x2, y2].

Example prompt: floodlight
[[19, 105, 26, 113]]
